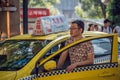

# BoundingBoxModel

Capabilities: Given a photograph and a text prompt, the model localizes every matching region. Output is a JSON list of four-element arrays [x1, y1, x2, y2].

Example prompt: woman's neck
[[73, 35, 83, 41]]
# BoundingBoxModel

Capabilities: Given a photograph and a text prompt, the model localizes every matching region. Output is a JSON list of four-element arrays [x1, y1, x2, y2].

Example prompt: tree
[[108, 0, 120, 26], [76, 0, 107, 19]]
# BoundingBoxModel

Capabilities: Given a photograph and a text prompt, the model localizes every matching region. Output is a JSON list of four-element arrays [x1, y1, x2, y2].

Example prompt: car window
[[36, 37, 112, 72], [41, 37, 113, 71], [59, 37, 112, 68], [33, 41, 65, 73], [43, 41, 65, 58], [0, 40, 50, 71], [92, 37, 112, 64], [118, 42, 120, 58]]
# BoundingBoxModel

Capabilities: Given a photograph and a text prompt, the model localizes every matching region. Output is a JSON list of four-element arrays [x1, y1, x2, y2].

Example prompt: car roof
[[8, 31, 108, 40], [83, 31, 108, 37], [8, 31, 70, 40]]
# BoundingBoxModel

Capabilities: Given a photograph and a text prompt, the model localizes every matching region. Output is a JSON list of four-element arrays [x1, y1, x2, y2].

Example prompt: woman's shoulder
[[65, 37, 73, 45]]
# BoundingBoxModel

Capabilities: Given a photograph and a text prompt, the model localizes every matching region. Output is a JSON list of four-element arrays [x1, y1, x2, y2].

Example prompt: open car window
[[38, 36, 113, 72]]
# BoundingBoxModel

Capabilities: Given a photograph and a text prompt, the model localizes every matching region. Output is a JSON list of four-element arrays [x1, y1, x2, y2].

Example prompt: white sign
[[32, 15, 69, 35]]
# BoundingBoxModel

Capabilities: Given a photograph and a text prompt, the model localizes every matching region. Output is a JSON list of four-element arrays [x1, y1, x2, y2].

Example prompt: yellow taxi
[[0, 30, 119, 80], [0, 15, 120, 80]]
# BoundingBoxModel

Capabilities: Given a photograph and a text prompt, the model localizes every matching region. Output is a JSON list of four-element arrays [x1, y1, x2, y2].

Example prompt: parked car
[[0, 31, 119, 80]]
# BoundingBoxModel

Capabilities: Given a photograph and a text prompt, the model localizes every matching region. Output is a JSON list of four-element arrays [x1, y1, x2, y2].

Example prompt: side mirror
[[43, 60, 56, 71]]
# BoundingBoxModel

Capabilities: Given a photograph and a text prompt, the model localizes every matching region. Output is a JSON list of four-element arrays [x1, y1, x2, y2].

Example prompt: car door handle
[[99, 72, 115, 77]]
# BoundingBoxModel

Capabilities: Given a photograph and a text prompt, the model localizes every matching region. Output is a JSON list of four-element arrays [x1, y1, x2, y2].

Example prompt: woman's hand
[[66, 63, 78, 72]]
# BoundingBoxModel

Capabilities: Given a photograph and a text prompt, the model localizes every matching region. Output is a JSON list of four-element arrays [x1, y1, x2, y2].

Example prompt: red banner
[[20, 8, 50, 18]]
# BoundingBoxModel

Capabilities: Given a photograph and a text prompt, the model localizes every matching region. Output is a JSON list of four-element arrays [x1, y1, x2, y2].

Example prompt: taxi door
[[21, 34, 119, 80]]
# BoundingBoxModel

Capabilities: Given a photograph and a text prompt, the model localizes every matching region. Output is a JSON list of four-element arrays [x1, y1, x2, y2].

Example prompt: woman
[[88, 24, 94, 31]]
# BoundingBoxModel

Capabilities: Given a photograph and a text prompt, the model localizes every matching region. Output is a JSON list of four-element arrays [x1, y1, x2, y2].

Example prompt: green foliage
[[28, 0, 59, 8], [79, 0, 120, 26], [77, 0, 105, 19], [75, 6, 86, 17], [108, 0, 120, 26]]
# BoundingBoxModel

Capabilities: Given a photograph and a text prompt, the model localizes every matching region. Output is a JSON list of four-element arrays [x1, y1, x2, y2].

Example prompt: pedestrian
[[57, 20, 94, 71], [94, 24, 99, 31], [88, 24, 94, 31], [101, 19, 112, 33]]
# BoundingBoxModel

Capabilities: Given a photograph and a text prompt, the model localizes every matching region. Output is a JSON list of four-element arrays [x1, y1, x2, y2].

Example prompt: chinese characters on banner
[[20, 8, 50, 18]]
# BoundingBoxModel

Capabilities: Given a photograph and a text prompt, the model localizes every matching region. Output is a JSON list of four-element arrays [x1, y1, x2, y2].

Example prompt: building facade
[[0, 0, 20, 40], [54, 0, 79, 22]]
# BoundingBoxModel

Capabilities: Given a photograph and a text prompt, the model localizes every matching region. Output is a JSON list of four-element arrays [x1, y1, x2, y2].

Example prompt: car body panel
[[0, 71, 16, 80], [33, 34, 118, 80], [34, 67, 118, 80], [8, 31, 70, 40], [0, 31, 119, 80]]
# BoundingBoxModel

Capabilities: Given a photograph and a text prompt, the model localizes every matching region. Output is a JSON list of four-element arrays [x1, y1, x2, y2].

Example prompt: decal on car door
[[19, 62, 118, 80]]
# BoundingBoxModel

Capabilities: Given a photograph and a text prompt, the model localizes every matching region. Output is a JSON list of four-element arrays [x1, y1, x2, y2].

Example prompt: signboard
[[20, 8, 50, 18], [0, 7, 17, 12], [31, 15, 69, 35]]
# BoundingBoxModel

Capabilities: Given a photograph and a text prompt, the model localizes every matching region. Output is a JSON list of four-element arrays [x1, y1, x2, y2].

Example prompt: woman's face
[[105, 22, 110, 27], [90, 25, 94, 31], [70, 23, 82, 37]]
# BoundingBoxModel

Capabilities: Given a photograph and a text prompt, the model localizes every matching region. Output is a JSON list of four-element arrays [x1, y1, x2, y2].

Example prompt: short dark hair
[[104, 19, 110, 23], [94, 24, 98, 27], [71, 20, 84, 33], [89, 24, 93, 27]]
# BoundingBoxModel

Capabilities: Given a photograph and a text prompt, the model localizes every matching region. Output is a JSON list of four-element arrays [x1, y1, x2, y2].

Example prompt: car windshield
[[0, 40, 50, 71]]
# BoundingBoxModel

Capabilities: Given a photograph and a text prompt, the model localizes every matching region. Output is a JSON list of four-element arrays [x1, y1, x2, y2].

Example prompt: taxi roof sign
[[30, 15, 69, 35]]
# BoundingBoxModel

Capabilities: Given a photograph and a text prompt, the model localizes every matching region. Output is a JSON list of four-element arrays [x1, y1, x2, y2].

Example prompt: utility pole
[[23, 0, 28, 34]]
